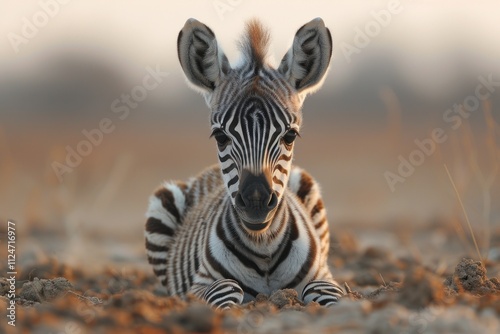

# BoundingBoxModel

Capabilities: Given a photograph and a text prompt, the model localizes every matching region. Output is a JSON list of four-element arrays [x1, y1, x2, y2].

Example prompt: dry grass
[[445, 101, 499, 262], [444, 163, 482, 262]]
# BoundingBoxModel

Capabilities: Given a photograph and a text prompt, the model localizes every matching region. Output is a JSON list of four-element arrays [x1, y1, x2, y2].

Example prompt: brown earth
[[2, 233, 500, 334]]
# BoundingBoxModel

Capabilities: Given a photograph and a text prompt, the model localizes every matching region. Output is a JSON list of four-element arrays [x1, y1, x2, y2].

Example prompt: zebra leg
[[144, 181, 190, 285], [288, 167, 330, 261], [192, 279, 244, 309], [289, 168, 344, 306], [301, 280, 344, 307]]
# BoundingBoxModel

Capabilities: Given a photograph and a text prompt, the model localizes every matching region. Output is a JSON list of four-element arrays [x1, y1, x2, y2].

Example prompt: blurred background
[[0, 0, 499, 269]]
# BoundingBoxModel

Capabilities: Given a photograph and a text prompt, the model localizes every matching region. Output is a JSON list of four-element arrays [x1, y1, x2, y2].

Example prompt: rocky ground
[[1, 226, 500, 334]]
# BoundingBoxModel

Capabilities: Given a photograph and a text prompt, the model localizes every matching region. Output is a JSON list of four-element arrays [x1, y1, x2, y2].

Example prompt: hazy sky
[[2, 1, 500, 107], [2, 1, 500, 67]]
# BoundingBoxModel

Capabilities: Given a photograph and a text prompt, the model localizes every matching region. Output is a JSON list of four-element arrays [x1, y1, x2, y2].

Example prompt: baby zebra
[[145, 18, 344, 308]]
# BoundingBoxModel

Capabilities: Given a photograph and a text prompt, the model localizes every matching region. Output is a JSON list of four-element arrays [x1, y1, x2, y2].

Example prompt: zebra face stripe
[[209, 70, 302, 228]]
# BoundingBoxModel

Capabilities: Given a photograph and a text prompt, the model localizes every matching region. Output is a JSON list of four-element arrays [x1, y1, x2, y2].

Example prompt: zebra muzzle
[[234, 170, 278, 229]]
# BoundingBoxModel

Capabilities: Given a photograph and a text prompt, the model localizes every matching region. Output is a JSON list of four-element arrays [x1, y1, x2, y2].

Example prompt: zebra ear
[[278, 18, 332, 98], [177, 18, 231, 93]]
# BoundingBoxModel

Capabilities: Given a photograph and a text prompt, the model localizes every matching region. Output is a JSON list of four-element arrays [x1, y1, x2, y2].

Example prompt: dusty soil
[[2, 229, 500, 334]]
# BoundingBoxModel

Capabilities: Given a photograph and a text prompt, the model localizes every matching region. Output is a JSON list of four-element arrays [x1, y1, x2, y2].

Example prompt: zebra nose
[[236, 189, 277, 210], [235, 170, 277, 212]]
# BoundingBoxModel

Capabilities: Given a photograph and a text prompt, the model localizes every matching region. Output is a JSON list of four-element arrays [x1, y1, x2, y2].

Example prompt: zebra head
[[177, 18, 332, 231]]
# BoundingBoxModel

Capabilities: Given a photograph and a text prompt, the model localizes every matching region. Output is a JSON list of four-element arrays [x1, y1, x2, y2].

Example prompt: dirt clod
[[19, 277, 73, 303], [5, 243, 500, 333], [445, 258, 500, 295], [0, 277, 10, 296], [268, 289, 303, 309]]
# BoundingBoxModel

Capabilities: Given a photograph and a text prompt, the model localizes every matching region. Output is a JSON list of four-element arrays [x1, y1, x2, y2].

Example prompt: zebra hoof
[[203, 278, 244, 309], [301, 280, 344, 306]]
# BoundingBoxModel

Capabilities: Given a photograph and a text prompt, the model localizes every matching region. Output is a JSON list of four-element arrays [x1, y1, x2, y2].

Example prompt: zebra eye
[[283, 130, 298, 145], [211, 130, 230, 146]]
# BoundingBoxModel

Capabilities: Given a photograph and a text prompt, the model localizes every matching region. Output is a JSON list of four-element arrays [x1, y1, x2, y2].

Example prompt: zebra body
[[145, 18, 344, 308]]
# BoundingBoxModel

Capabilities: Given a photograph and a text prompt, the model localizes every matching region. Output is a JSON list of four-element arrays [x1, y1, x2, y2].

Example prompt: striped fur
[[145, 18, 343, 308]]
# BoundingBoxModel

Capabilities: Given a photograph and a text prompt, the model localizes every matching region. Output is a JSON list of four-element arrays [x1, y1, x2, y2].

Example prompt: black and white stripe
[[145, 18, 343, 308]]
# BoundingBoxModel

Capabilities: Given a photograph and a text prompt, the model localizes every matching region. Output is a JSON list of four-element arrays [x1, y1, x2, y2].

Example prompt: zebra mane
[[239, 19, 271, 68]]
